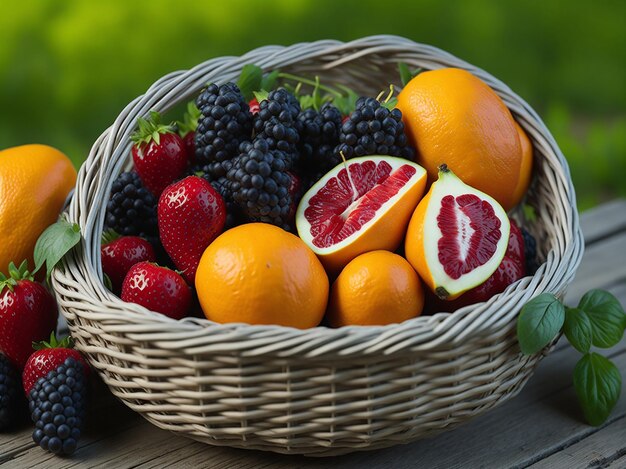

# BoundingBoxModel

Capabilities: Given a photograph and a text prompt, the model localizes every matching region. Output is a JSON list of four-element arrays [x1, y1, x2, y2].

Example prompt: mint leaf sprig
[[517, 290, 626, 426]]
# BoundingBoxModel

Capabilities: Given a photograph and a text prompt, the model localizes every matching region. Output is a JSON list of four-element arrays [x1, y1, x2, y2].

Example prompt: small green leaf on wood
[[573, 352, 621, 426], [517, 293, 565, 354], [564, 307, 593, 353], [578, 289, 626, 348], [237, 64, 263, 101], [34, 219, 81, 279]]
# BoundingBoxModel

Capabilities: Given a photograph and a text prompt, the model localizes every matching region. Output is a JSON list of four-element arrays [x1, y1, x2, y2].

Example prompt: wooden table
[[2, 200, 625, 468]]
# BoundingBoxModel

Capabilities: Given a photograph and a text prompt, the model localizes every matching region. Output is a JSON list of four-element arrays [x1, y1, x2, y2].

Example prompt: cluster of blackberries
[[195, 82, 253, 179], [521, 228, 540, 274], [107, 81, 416, 233], [0, 354, 22, 430], [28, 358, 87, 455], [336, 97, 414, 160], [105, 171, 158, 242]]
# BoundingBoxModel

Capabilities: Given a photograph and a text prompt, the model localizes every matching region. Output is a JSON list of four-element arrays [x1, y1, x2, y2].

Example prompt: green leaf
[[333, 86, 359, 116], [564, 307, 593, 353], [398, 62, 423, 86], [523, 204, 537, 223], [34, 219, 81, 279], [517, 293, 565, 354], [237, 64, 263, 101], [579, 289, 626, 348], [381, 97, 398, 110], [573, 352, 621, 426], [398, 62, 412, 87], [253, 90, 269, 103], [261, 69, 280, 92]]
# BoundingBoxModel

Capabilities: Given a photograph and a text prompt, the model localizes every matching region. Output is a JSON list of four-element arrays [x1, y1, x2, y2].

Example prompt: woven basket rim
[[53, 35, 584, 357]]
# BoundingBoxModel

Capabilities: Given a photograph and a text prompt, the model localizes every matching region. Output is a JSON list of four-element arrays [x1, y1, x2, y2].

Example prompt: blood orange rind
[[405, 164, 510, 300], [296, 156, 427, 274]]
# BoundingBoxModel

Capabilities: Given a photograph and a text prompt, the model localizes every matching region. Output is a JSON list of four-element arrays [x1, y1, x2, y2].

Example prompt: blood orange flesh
[[296, 156, 427, 274], [405, 165, 510, 300]]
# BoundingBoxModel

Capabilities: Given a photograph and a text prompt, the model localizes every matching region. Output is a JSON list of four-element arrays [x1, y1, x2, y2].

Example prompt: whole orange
[[511, 121, 533, 205], [0, 144, 77, 275], [326, 250, 424, 327], [195, 223, 329, 328], [397, 68, 527, 211]]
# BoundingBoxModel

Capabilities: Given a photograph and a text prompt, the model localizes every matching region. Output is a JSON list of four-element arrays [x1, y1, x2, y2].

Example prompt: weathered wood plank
[[526, 416, 626, 469], [578, 199, 626, 245], [564, 231, 626, 305]]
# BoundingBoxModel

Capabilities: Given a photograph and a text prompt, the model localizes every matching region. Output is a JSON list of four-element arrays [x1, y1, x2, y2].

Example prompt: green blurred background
[[1, 0, 624, 210]]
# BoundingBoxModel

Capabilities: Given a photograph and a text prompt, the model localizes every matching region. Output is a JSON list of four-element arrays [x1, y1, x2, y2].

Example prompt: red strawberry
[[176, 102, 200, 165], [131, 111, 188, 197], [121, 262, 191, 320], [446, 219, 526, 309], [101, 232, 156, 293], [249, 98, 260, 115], [158, 176, 226, 283], [22, 333, 89, 395], [0, 262, 58, 369]]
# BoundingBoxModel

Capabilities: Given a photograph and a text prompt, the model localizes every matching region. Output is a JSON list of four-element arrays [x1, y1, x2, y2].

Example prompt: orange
[[195, 223, 329, 328], [326, 250, 424, 327], [397, 68, 528, 211], [511, 121, 533, 205], [0, 144, 77, 275]]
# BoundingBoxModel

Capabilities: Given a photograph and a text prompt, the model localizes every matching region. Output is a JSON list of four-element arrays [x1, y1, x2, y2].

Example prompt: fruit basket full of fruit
[[51, 35, 584, 455]]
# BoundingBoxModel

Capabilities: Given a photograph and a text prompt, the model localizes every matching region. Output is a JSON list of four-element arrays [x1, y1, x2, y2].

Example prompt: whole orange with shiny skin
[[195, 223, 329, 328], [0, 145, 77, 275], [397, 68, 527, 211], [326, 250, 424, 327]]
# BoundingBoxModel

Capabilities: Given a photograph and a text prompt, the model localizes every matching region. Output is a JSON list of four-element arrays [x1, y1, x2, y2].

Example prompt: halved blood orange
[[405, 164, 510, 300], [296, 156, 427, 274]]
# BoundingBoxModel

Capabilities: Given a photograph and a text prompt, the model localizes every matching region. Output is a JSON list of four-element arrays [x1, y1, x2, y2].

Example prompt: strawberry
[[158, 176, 226, 284], [446, 219, 526, 309], [131, 111, 188, 197], [248, 97, 260, 115], [23, 334, 90, 455], [22, 333, 89, 395], [121, 262, 191, 320], [0, 261, 57, 369], [101, 232, 156, 293], [176, 102, 201, 165]]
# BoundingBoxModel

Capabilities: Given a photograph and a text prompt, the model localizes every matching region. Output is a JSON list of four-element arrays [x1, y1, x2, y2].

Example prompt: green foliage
[[0, 0, 624, 208], [518, 289, 626, 426]]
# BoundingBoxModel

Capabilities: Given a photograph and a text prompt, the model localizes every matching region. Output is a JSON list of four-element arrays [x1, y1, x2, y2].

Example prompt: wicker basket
[[52, 35, 584, 456]]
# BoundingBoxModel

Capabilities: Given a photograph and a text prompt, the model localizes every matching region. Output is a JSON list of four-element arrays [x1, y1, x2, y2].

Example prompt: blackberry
[[253, 89, 302, 166], [209, 176, 240, 230], [228, 139, 293, 230], [297, 103, 342, 180], [195, 83, 253, 178], [0, 354, 23, 430], [336, 97, 415, 160], [105, 171, 158, 242], [521, 227, 541, 274], [28, 358, 87, 455]]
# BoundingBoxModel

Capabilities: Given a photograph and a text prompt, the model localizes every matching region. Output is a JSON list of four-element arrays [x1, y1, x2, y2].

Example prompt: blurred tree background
[[0, 0, 624, 210]]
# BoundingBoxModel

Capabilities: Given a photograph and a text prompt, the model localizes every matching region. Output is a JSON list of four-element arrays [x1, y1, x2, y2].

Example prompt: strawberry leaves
[[517, 289, 625, 426]]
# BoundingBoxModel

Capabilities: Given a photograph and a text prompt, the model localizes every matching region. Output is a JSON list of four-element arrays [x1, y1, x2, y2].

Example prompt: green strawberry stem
[[278, 72, 343, 98], [176, 102, 200, 137], [101, 229, 120, 245], [33, 332, 73, 351], [0, 260, 34, 293], [130, 110, 175, 147]]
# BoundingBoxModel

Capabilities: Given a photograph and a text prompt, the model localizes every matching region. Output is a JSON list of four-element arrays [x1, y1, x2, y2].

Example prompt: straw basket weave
[[52, 35, 584, 456]]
